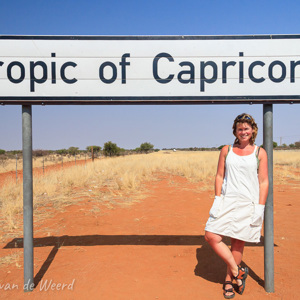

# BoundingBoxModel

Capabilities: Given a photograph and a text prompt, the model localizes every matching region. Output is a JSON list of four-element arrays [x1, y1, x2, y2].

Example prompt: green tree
[[68, 147, 80, 155], [289, 143, 295, 148], [0, 149, 5, 155], [103, 141, 120, 157], [86, 146, 102, 152], [140, 142, 154, 153], [273, 141, 278, 148], [56, 149, 68, 155]]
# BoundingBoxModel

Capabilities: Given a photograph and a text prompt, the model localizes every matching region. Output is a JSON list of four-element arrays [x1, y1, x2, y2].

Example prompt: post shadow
[[4, 234, 273, 288], [194, 236, 266, 287]]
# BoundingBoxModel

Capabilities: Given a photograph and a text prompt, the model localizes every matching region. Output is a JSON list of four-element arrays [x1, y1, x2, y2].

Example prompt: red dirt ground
[[0, 163, 299, 299]]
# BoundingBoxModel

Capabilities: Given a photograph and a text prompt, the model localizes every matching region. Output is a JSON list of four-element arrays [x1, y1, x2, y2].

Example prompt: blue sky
[[0, 0, 300, 150]]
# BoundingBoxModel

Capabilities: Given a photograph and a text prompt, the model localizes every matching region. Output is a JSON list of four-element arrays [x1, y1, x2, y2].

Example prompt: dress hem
[[205, 229, 261, 244]]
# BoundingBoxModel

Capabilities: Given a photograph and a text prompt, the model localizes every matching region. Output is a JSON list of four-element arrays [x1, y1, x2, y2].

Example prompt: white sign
[[0, 35, 300, 104]]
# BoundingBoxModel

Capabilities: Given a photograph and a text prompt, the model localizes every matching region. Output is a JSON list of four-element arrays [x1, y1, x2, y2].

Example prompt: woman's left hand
[[251, 203, 265, 226]]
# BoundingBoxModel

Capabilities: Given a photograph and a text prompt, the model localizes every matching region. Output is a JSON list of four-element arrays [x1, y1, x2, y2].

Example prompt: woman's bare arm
[[215, 145, 228, 196], [258, 148, 269, 205]]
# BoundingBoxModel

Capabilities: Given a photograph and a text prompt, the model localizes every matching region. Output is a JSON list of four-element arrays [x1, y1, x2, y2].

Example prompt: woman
[[204, 113, 269, 299]]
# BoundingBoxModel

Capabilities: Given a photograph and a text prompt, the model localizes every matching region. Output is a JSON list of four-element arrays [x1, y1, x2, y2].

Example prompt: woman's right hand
[[209, 195, 223, 218]]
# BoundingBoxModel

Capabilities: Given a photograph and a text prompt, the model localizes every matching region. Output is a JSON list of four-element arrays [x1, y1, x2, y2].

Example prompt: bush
[[103, 141, 121, 157], [68, 147, 79, 155], [0, 149, 5, 155], [86, 146, 102, 152], [32, 149, 49, 157], [56, 149, 68, 155], [0, 154, 8, 168], [140, 142, 154, 153], [7, 150, 22, 155]]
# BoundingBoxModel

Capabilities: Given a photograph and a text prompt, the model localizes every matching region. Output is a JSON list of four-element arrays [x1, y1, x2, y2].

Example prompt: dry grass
[[274, 150, 300, 168], [274, 150, 300, 184], [0, 151, 218, 231], [0, 250, 23, 268], [0, 150, 299, 232], [0, 153, 88, 173]]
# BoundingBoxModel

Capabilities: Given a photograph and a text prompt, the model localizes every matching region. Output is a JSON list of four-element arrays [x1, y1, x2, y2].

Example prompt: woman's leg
[[205, 231, 239, 297], [204, 231, 239, 276], [205, 232, 248, 297], [225, 238, 245, 281]]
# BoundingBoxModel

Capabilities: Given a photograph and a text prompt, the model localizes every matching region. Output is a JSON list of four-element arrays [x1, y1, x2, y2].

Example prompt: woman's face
[[235, 122, 253, 144]]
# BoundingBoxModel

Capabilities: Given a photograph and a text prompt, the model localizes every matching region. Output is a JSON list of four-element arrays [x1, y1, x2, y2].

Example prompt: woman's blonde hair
[[232, 113, 258, 145]]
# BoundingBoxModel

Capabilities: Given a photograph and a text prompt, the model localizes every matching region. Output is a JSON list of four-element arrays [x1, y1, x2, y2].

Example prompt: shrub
[[56, 149, 68, 155], [68, 147, 80, 155], [103, 141, 121, 157], [86, 146, 102, 152], [140, 142, 154, 153], [32, 149, 49, 157]]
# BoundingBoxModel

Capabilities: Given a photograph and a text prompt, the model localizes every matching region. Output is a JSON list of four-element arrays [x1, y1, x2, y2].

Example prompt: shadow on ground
[[194, 237, 265, 287], [4, 234, 268, 288]]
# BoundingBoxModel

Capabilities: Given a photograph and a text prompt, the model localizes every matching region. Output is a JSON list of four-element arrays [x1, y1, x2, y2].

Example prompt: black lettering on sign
[[60, 62, 78, 84], [249, 61, 265, 83], [200, 61, 217, 92], [99, 62, 117, 84], [178, 62, 195, 84], [153, 53, 174, 83], [7, 61, 25, 84], [291, 61, 300, 83], [30, 61, 47, 92], [268, 61, 286, 83], [119, 53, 130, 84]]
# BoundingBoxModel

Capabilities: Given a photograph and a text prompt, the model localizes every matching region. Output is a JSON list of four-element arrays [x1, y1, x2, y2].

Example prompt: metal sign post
[[22, 105, 34, 292], [263, 104, 274, 293]]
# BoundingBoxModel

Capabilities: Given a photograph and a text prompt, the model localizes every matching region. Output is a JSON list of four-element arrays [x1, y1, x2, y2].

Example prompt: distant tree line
[[163, 147, 219, 151], [0, 141, 156, 159], [1, 140, 299, 159], [163, 141, 300, 151]]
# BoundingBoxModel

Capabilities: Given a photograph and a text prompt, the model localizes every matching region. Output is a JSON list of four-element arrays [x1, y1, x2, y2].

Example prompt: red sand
[[0, 164, 299, 299]]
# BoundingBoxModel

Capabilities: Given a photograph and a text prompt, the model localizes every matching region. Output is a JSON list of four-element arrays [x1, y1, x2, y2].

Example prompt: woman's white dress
[[205, 145, 262, 243]]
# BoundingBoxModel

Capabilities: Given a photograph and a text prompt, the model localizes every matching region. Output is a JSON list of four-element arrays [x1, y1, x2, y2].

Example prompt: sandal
[[223, 281, 235, 299], [233, 265, 249, 295]]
